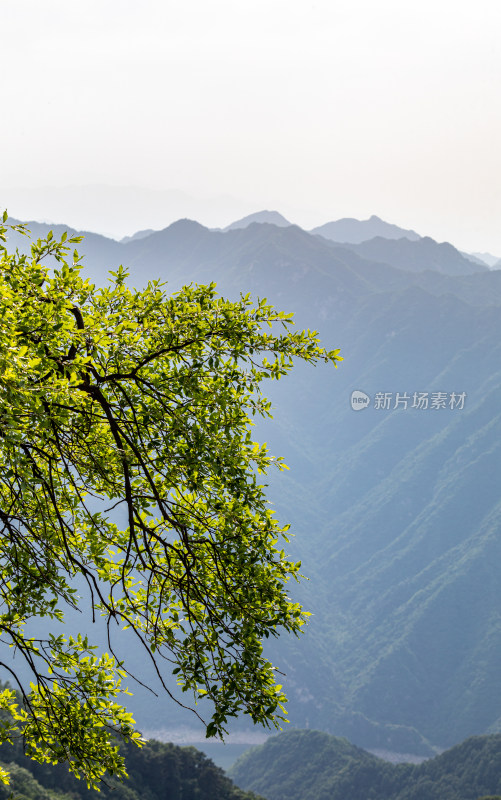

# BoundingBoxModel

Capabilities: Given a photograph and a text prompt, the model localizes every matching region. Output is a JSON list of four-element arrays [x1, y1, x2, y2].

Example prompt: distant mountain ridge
[[468, 250, 500, 267], [338, 235, 488, 276], [311, 213, 421, 243], [5, 216, 486, 287]]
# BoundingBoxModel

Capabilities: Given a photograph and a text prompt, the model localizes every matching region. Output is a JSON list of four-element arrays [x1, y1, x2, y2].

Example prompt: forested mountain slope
[[230, 729, 501, 800], [0, 736, 263, 800]]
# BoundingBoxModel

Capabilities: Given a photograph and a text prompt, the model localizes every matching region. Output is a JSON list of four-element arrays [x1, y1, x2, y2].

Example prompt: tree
[[0, 215, 342, 787]]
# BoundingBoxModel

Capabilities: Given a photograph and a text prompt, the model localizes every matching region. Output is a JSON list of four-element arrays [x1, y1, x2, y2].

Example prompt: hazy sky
[[2, 0, 501, 251]]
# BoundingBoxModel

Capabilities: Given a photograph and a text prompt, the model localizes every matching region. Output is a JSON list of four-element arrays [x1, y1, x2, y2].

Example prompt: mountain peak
[[223, 210, 292, 231]]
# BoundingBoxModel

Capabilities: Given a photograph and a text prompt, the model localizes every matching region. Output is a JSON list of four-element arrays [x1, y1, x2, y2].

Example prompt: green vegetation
[[230, 729, 501, 800], [0, 735, 263, 800], [0, 217, 341, 786]]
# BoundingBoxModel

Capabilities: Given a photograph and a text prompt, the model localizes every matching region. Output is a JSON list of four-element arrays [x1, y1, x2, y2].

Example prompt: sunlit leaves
[[0, 216, 341, 786]]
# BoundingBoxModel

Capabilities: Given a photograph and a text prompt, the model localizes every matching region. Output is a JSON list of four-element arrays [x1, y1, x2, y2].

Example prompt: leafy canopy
[[0, 214, 342, 787]]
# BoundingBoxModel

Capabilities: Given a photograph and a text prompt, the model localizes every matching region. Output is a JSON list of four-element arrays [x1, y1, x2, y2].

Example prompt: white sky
[[2, 0, 501, 252]]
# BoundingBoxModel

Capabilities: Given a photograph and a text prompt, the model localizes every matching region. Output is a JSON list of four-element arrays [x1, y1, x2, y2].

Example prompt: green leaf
[[0, 222, 340, 783]]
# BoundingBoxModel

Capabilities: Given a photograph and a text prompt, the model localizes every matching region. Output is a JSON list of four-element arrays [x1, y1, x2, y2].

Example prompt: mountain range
[[3, 212, 501, 759], [310, 213, 421, 244]]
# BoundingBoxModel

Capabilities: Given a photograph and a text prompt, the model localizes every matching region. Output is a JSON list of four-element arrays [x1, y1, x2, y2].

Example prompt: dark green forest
[[7, 727, 501, 800], [0, 736, 262, 800], [230, 729, 501, 800]]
